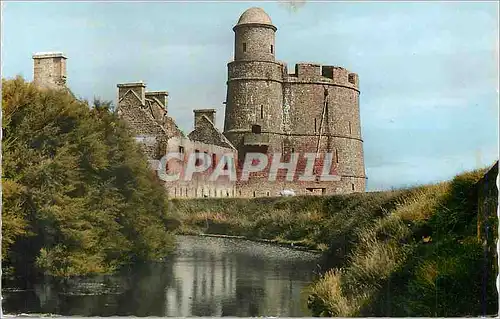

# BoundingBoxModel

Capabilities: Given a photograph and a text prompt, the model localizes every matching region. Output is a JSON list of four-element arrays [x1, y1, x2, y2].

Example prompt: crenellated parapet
[[285, 63, 359, 90]]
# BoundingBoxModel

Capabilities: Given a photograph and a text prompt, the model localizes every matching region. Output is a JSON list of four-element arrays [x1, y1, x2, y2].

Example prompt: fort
[[30, 7, 366, 198]]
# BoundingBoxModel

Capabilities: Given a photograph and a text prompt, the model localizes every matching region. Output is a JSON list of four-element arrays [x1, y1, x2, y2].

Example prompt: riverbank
[[170, 190, 414, 265], [171, 165, 498, 317], [194, 233, 323, 254]]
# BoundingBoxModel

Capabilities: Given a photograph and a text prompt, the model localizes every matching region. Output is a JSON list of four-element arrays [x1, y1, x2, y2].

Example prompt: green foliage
[[2, 77, 175, 277], [307, 168, 498, 317]]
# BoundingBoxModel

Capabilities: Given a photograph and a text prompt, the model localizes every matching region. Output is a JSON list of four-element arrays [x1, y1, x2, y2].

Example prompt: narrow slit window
[[253, 191, 256, 197], [336, 149, 339, 163], [243, 43, 247, 52], [349, 121, 352, 134], [260, 105, 264, 119], [351, 183, 355, 191], [212, 154, 217, 168], [270, 44, 274, 54], [195, 149, 200, 166], [314, 118, 317, 133]]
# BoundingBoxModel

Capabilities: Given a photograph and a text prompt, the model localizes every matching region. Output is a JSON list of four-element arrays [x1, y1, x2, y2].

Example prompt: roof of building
[[236, 7, 274, 27], [32, 52, 67, 59]]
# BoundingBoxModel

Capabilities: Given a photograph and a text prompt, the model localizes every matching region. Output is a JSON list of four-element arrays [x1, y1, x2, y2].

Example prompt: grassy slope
[[172, 167, 498, 316]]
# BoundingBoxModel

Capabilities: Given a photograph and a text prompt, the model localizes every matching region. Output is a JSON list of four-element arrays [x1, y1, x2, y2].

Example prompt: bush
[[2, 77, 175, 277]]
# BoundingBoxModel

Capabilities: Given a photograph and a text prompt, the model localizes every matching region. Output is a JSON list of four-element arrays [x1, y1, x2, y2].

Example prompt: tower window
[[243, 42, 247, 52], [260, 105, 264, 119], [351, 183, 355, 191], [195, 149, 200, 166], [314, 118, 317, 133], [251, 124, 261, 134], [348, 73, 356, 84], [271, 45, 274, 54], [336, 149, 339, 163]]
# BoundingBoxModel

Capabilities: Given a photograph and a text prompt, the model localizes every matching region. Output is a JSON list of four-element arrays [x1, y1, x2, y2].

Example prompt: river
[[2, 235, 322, 317]]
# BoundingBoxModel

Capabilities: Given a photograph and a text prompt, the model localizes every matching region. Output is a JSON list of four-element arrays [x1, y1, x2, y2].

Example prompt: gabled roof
[[188, 115, 235, 150]]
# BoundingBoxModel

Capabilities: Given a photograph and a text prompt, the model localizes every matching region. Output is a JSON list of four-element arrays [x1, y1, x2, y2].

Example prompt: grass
[[308, 168, 498, 317], [171, 190, 412, 253], [170, 165, 498, 316]]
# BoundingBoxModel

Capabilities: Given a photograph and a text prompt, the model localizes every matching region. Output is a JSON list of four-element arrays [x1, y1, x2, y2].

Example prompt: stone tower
[[224, 7, 366, 196], [32, 52, 67, 89], [224, 7, 284, 163]]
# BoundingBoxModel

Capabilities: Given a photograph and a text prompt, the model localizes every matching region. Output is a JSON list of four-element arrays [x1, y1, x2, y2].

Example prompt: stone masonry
[[224, 7, 366, 196], [31, 7, 366, 198]]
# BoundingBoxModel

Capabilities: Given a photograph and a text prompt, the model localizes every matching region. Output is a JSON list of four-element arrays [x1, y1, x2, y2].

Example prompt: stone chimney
[[32, 52, 67, 89], [194, 109, 216, 129], [146, 91, 169, 110], [117, 82, 146, 104]]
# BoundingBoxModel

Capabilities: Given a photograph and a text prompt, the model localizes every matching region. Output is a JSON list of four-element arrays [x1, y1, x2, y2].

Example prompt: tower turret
[[233, 7, 277, 62], [224, 7, 284, 165]]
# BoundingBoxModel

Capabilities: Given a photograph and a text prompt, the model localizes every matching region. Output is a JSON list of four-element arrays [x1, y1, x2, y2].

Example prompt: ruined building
[[31, 7, 366, 198]]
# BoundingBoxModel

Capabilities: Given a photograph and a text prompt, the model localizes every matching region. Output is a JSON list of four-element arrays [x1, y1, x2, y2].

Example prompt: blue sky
[[2, 1, 498, 191]]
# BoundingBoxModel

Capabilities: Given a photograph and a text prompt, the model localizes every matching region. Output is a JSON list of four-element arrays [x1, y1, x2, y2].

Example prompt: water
[[2, 235, 322, 317]]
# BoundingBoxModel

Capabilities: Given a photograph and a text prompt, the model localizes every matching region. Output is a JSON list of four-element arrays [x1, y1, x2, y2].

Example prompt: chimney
[[193, 109, 216, 130], [32, 52, 67, 89], [146, 91, 169, 111], [117, 82, 146, 105]]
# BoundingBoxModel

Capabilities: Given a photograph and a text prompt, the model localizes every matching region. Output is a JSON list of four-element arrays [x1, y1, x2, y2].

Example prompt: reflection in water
[[2, 235, 321, 317]]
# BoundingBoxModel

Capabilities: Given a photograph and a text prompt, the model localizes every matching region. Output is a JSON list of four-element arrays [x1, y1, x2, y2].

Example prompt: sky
[[2, 1, 499, 191]]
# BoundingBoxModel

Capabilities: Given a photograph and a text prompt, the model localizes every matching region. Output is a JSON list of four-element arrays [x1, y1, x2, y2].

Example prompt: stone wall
[[163, 137, 237, 198]]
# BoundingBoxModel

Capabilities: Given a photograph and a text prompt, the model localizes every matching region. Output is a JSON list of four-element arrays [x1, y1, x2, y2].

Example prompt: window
[[314, 118, 317, 133], [351, 183, 355, 191], [349, 121, 352, 134], [212, 154, 217, 168], [260, 105, 264, 119], [253, 191, 256, 197], [291, 147, 295, 153], [243, 42, 247, 52], [252, 124, 261, 134], [179, 146, 184, 154], [270, 45, 273, 54], [348, 73, 356, 84], [195, 149, 200, 166], [336, 149, 339, 163]]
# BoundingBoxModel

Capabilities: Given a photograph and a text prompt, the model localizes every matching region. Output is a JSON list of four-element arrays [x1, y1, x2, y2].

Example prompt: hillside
[[173, 165, 498, 316]]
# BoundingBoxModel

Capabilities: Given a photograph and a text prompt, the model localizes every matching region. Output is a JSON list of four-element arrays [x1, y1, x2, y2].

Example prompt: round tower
[[224, 7, 284, 164]]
